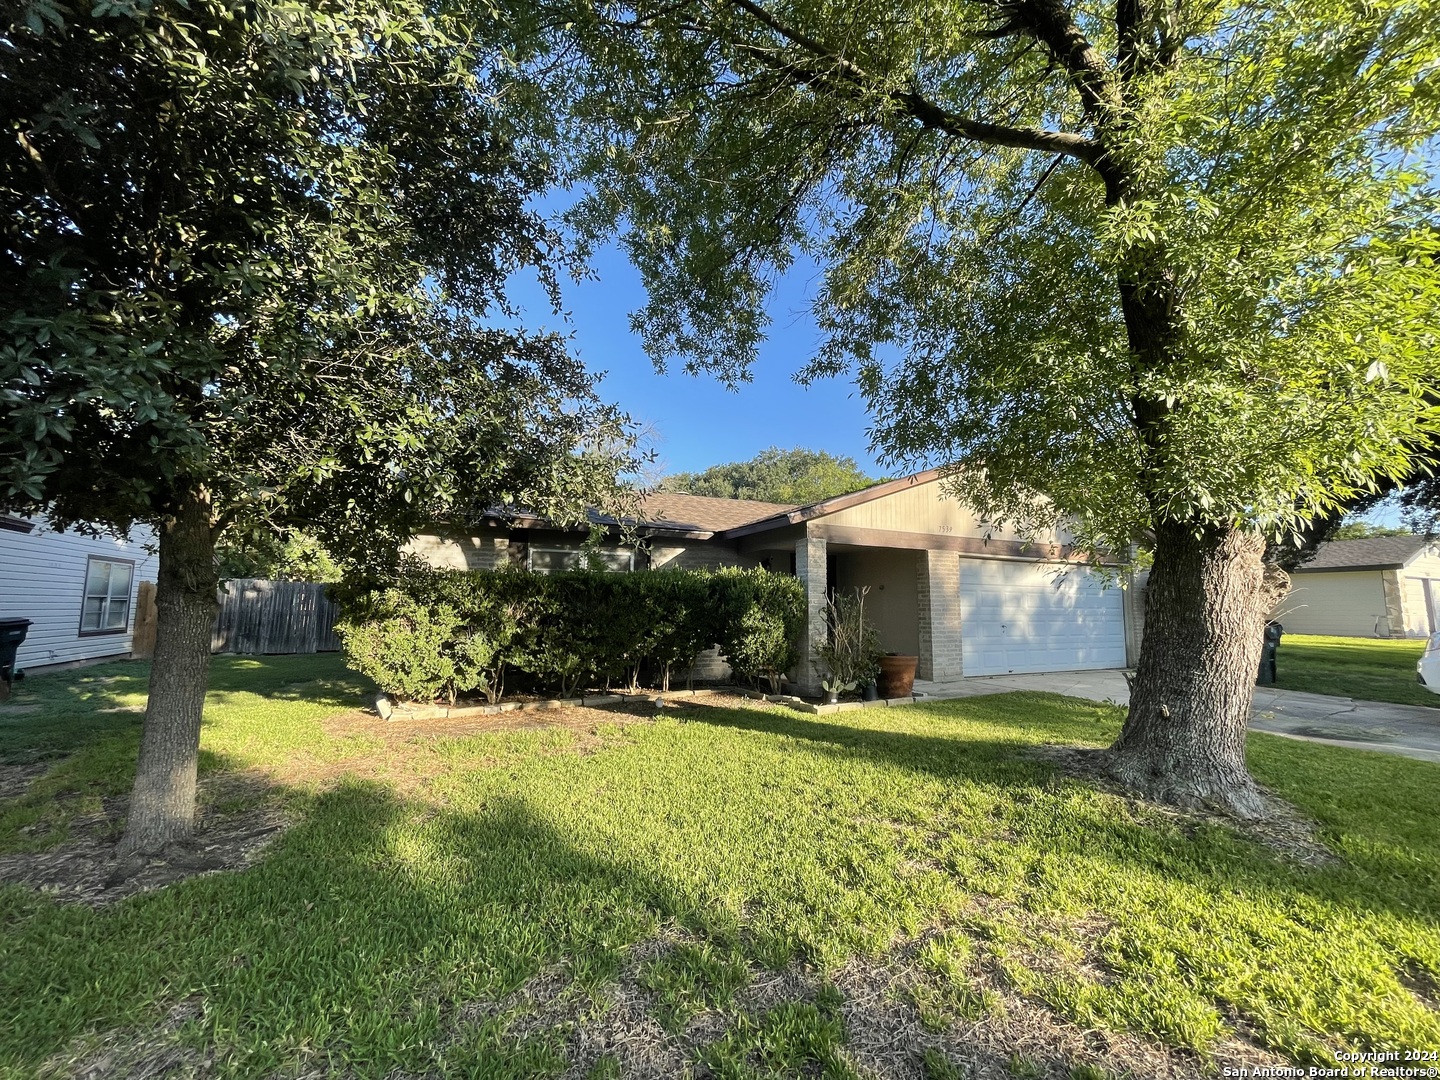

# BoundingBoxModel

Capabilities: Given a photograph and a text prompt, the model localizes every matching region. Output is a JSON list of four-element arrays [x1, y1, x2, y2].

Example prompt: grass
[[1272, 633, 1436, 707], [0, 655, 1437, 1078]]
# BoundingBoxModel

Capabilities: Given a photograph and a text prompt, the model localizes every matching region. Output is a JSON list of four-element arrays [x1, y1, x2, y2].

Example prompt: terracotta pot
[[877, 654, 918, 698]]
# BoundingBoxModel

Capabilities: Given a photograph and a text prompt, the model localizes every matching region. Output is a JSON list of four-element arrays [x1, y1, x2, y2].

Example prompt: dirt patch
[[833, 932, 1287, 1080], [1031, 744, 1338, 867], [0, 759, 51, 800], [462, 922, 1294, 1080], [0, 772, 287, 906], [1398, 962, 1439, 1012], [320, 688, 770, 743]]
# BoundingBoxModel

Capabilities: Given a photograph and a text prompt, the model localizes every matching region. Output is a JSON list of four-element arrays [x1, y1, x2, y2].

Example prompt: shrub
[[399, 564, 528, 703], [338, 563, 803, 699], [336, 591, 464, 704], [712, 568, 805, 694], [814, 587, 883, 695], [631, 570, 717, 691]]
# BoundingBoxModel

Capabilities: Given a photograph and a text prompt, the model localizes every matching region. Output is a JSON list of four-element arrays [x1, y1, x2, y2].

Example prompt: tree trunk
[[118, 491, 219, 855], [1108, 522, 1274, 820]]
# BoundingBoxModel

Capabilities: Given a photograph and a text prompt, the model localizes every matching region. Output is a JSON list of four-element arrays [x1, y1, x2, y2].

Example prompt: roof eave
[[443, 512, 717, 541], [1292, 562, 1406, 573]]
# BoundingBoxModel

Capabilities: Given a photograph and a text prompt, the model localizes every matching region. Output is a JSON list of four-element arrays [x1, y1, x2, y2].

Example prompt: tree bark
[[1108, 522, 1276, 820], [118, 490, 219, 855]]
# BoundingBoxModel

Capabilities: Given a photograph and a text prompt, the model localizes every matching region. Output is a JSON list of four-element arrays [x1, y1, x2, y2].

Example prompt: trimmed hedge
[[337, 564, 805, 703]]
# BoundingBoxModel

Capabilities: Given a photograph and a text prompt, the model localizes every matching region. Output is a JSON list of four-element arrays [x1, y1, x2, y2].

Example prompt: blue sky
[[506, 235, 1405, 528], [504, 241, 891, 481]]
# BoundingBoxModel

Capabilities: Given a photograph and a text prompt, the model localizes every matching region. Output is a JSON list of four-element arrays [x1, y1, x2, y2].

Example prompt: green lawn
[[1273, 633, 1436, 707], [0, 655, 1438, 1078]]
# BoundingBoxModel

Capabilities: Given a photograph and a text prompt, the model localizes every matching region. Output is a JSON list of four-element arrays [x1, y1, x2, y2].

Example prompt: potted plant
[[814, 588, 884, 704], [877, 653, 919, 698]]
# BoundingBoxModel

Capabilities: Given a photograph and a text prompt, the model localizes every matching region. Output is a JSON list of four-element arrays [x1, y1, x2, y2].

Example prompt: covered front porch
[[746, 529, 1136, 696], [745, 531, 963, 695]]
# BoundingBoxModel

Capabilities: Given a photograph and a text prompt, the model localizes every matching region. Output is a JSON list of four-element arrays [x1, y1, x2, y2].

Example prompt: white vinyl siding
[[0, 519, 157, 669], [1401, 575, 1439, 637], [959, 559, 1127, 676]]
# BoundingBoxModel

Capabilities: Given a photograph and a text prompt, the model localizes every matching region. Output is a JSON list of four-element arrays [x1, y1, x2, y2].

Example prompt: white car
[[1419, 633, 1440, 696]]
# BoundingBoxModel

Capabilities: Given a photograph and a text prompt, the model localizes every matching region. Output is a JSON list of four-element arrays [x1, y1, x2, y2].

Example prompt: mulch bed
[[0, 770, 287, 907]]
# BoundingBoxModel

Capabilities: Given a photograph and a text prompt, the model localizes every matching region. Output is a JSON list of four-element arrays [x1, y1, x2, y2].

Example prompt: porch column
[[917, 549, 962, 680], [794, 536, 827, 693]]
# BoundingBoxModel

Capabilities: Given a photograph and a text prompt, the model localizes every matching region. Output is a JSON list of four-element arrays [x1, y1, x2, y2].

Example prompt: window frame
[[77, 555, 136, 637], [526, 546, 634, 575]]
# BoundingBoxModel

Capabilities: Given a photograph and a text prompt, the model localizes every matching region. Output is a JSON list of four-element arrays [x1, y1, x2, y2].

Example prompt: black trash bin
[[1257, 621, 1282, 685], [0, 618, 32, 700]]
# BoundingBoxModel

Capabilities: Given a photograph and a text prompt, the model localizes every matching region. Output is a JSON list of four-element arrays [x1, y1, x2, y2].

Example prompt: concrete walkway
[[912, 670, 1440, 764]]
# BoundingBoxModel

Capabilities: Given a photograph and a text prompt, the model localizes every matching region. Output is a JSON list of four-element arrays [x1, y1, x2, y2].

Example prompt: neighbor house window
[[79, 557, 134, 634], [527, 547, 634, 574]]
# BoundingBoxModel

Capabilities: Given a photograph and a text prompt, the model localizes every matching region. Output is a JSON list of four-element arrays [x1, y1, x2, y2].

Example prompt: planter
[[877, 654, 918, 699], [825, 690, 840, 705], [863, 679, 879, 702]]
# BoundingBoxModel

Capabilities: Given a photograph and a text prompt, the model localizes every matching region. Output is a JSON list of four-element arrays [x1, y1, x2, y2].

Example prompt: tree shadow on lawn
[[0, 781, 1284, 1080], [683, 693, 1440, 925], [2, 686, 1437, 1074]]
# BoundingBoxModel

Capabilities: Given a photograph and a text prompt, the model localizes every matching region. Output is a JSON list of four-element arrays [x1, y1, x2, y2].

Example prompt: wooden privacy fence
[[211, 579, 342, 655]]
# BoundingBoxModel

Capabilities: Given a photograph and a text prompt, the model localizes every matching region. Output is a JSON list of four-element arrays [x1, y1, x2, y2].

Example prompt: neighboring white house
[[0, 515, 158, 671], [1273, 535, 1440, 638], [407, 469, 1144, 690]]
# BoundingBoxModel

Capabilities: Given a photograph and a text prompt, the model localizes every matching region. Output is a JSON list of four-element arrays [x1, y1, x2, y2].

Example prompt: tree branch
[[724, 0, 1102, 163], [998, 0, 1123, 131], [1116, 0, 1147, 83]]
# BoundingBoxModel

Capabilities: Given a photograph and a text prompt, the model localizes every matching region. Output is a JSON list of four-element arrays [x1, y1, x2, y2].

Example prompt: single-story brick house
[[406, 470, 1144, 692], [1273, 535, 1440, 639]]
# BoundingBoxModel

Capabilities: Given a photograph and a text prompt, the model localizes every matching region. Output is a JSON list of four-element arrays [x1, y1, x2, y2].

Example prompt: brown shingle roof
[[1294, 534, 1430, 572], [634, 492, 799, 533]]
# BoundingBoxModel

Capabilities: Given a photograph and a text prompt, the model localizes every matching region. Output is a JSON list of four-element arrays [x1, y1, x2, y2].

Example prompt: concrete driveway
[[912, 670, 1440, 764]]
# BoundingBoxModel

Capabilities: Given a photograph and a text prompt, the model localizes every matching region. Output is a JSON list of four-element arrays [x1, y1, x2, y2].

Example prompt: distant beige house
[[1274, 535, 1440, 639], [406, 470, 1143, 692]]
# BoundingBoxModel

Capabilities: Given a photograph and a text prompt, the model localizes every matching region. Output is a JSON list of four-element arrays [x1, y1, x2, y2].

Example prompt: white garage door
[[960, 560, 1127, 676]]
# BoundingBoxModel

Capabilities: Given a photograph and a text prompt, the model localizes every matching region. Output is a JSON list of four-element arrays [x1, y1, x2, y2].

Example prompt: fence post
[[132, 581, 158, 659]]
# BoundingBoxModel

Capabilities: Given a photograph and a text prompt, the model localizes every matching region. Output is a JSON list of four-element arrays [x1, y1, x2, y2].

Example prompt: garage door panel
[[960, 560, 1127, 676]]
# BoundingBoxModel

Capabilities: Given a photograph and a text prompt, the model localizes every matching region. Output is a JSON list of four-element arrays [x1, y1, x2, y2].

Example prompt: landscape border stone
[[376, 686, 914, 722]]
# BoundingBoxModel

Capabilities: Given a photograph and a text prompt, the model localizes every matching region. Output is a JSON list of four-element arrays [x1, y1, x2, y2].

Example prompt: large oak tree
[[2, 0, 635, 853], [526, 0, 1440, 816]]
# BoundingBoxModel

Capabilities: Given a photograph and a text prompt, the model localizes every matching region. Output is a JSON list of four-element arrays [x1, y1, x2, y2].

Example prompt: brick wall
[[917, 550, 963, 680], [795, 537, 828, 691], [404, 533, 522, 571]]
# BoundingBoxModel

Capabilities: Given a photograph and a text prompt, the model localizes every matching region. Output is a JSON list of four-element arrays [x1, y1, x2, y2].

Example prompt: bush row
[[337, 565, 806, 703]]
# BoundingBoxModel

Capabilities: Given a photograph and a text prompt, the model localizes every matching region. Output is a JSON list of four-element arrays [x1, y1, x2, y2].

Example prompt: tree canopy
[[521, 0, 1440, 818], [2, 0, 634, 571], [1, 0, 635, 852], [665, 447, 879, 504], [533, 0, 1440, 556]]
